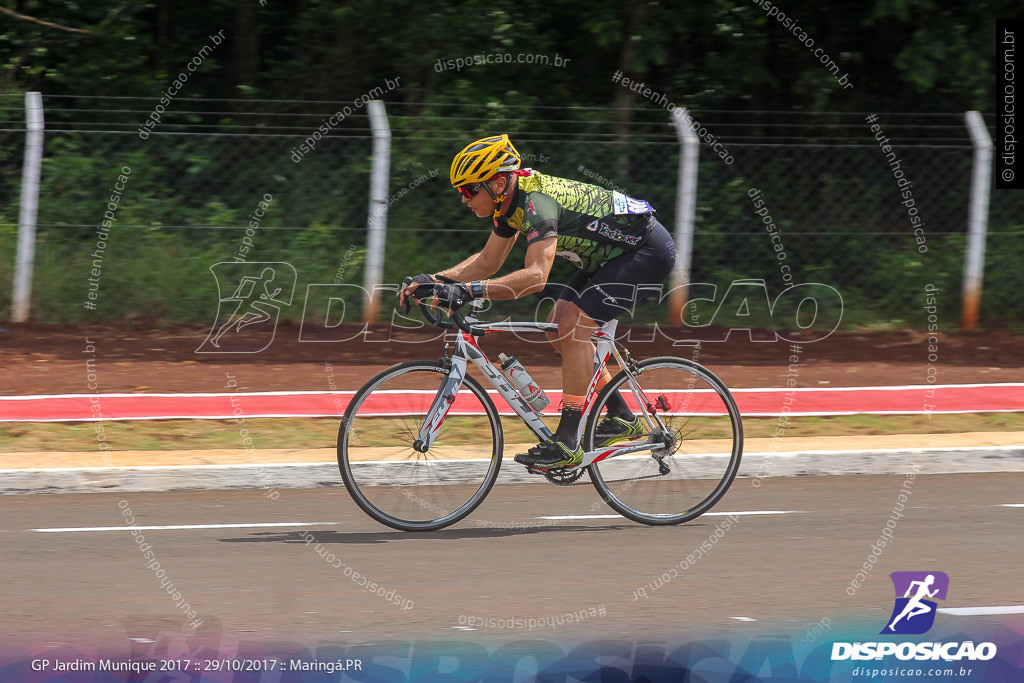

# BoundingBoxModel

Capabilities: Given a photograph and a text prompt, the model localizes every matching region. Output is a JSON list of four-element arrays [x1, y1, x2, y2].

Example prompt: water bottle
[[498, 353, 550, 411]]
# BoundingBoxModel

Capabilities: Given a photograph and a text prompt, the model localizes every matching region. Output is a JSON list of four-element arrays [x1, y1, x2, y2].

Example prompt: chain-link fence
[[2, 96, 1021, 328]]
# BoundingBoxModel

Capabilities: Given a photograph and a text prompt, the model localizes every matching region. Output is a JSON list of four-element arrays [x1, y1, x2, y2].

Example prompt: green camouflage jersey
[[492, 170, 656, 272]]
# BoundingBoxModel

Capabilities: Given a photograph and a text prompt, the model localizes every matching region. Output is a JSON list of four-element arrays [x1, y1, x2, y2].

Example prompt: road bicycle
[[337, 291, 743, 532]]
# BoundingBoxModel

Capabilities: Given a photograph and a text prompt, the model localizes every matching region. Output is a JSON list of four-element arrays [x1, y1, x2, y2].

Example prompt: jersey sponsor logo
[[507, 207, 526, 230], [597, 224, 644, 246], [628, 197, 653, 213], [527, 229, 539, 240], [585, 219, 600, 231], [612, 190, 654, 215], [527, 200, 537, 215], [612, 192, 629, 214]]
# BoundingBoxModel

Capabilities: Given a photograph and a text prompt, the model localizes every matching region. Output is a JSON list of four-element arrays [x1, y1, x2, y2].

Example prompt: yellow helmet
[[450, 134, 521, 188]]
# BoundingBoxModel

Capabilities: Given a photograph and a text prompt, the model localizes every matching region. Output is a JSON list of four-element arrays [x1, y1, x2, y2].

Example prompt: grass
[[1, 412, 1020, 453]]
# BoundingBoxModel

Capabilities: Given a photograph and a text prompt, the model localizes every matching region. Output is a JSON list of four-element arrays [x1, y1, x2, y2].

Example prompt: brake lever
[[401, 276, 413, 314]]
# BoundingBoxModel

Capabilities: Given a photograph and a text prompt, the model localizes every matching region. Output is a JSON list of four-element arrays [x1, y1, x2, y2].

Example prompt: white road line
[[707, 510, 804, 516], [730, 616, 757, 622], [1000, 504, 1024, 508], [30, 522, 339, 533], [537, 515, 628, 520], [938, 606, 1024, 616], [537, 510, 804, 521]]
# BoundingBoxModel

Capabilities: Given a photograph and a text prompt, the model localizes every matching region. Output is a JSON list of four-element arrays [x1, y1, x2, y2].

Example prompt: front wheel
[[583, 356, 743, 525], [337, 360, 503, 531]]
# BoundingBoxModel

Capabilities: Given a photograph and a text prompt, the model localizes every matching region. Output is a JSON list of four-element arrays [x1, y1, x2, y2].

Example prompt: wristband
[[470, 280, 484, 299]]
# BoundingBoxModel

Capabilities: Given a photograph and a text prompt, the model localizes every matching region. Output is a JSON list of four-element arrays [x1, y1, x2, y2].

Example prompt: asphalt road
[[1, 472, 1022, 654]]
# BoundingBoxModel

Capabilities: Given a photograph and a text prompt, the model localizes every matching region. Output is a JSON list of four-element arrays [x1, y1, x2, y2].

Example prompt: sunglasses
[[457, 183, 483, 199]]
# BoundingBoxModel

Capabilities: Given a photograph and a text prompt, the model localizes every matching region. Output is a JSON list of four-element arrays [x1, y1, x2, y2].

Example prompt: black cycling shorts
[[556, 217, 676, 324]]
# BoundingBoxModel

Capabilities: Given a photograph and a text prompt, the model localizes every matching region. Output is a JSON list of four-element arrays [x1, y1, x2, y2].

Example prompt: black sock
[[554, 405, 584, 449], [604, 390, 635, 422]]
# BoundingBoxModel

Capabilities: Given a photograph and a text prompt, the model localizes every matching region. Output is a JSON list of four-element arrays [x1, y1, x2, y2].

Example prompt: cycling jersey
[[558, 219, 676, 325], [492, 170, 656, 272]]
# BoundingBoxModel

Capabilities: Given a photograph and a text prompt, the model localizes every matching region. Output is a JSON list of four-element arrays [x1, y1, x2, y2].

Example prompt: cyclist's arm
[[483, 236, 556, 300], [437, 231, 517, 282]]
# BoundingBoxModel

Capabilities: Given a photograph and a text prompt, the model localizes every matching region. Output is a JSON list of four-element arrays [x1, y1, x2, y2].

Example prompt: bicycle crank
[[524, 465, 587, 485]]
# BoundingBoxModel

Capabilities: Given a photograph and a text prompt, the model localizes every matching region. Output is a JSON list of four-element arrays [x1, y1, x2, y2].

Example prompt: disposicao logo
[[882, 571, 949, 635], [831, 571, 997, 663]]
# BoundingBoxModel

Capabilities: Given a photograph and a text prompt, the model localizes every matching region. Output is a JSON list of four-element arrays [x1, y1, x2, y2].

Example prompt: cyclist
[[401, 134, 676, 469]]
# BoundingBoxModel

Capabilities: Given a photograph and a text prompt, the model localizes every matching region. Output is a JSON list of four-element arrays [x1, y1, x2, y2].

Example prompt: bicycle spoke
[[585, 357, 743, 525], [338, 361, 503, 531]]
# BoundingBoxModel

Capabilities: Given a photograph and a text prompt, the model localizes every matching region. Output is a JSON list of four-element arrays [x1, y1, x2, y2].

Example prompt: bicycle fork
[[412, 357, 467, 453], [412, 335, 555, 453]]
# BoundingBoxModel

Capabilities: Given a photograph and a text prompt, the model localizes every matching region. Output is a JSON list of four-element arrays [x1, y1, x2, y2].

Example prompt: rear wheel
[[583, 357, 743, 525], [337, 360, 503, 531]]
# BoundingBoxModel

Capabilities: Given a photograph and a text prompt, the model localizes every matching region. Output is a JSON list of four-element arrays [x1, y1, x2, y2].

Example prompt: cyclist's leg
[[516, 279, 593, 468], [567, 282, 634, 431], [550, 276, 596, 441], [553, 302, 600, 443], [545, 299, 568, 355], [550, 279, 596, 456], [545, 272, 589, 355], [518, 267, 650, 466], [518, 220, 675, 467], [547, 268, 631, 420], [574, 218, 676, 434], [514, 301, 596, 468]]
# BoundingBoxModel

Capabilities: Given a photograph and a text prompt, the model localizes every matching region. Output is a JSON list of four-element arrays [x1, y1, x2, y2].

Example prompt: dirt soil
[[3, 320, 1023, 395]]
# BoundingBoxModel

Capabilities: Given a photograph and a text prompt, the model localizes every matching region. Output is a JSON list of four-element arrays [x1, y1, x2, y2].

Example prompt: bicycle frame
[[414, 314, 670, 469]]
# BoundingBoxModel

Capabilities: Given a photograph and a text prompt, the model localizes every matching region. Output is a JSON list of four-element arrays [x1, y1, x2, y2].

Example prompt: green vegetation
[[1, 2, 1021, 328], [1, 2, 1009, 113]]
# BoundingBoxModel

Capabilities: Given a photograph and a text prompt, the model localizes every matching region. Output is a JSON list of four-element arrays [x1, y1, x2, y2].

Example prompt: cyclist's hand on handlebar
[[400, 273, 436, 309], [433, 281, 472, 312]]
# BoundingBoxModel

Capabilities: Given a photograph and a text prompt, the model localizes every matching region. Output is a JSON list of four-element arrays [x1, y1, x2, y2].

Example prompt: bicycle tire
[[337, 360, 503, 531], [583, 356, 743, 526]]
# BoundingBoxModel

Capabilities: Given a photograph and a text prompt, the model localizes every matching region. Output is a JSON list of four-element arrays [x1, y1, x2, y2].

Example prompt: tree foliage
[[2, 1, 1022, 326], [1, 0, 1019, 111]]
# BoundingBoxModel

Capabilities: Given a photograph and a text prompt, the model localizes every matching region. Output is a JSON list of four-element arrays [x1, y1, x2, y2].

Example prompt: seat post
[[593, 318, 619, 340]]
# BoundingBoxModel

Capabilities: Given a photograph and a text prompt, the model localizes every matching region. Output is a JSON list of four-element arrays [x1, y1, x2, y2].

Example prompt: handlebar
[[418, 299, 487, 336], [406, 275, 487, 337]]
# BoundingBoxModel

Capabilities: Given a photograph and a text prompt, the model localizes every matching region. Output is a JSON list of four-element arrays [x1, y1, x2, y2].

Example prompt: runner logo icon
[[197, 262, 296, 354], [881, 571, 949, 635]]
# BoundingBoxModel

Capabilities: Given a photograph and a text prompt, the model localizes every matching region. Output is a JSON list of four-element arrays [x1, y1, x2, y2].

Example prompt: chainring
[[542, 467, 587, 486]]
